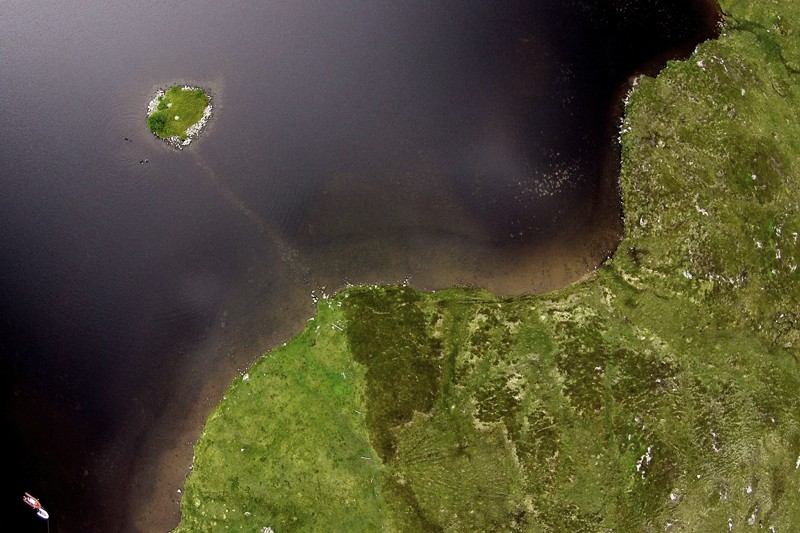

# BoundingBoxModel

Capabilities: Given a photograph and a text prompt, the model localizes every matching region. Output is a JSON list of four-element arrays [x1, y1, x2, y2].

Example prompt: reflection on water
[[0, 0, 719, 530]]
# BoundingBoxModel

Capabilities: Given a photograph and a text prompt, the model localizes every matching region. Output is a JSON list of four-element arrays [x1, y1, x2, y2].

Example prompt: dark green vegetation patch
[[147, 86, 209, 141], [176, 0, 800, 530]]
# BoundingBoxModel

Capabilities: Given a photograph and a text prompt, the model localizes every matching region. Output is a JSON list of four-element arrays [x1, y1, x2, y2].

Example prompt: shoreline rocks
[[146, 85, 213, 150]]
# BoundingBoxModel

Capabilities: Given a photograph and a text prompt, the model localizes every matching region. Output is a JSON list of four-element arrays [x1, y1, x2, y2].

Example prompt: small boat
[[23, 492, 49, 520]]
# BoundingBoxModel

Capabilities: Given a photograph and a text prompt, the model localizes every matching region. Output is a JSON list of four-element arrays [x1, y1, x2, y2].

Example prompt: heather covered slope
[[175, 1, 800, 530]]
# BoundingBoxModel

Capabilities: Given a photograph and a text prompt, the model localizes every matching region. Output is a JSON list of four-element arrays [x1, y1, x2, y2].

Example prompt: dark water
[[0, 1, 719, 530]]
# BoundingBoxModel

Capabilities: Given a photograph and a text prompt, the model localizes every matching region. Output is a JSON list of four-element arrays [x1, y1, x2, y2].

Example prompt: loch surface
[[0, 1, 718, 530]]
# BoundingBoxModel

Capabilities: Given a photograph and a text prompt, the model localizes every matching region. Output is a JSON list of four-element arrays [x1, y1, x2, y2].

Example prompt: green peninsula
[[147, 85, 211, 147], [175, 1, 800, 531]]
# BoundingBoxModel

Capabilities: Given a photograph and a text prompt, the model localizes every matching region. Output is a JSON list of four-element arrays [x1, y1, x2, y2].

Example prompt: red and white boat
[[23, 492, 49, 520]]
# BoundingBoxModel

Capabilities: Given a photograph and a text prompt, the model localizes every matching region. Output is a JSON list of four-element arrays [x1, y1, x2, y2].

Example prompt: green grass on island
[[147, 86, 209, 141], [174, 0, 800, 530]]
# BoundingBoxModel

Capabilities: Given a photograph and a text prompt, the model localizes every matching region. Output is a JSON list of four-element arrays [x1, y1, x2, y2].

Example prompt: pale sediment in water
[[146, 85, 213, 150]]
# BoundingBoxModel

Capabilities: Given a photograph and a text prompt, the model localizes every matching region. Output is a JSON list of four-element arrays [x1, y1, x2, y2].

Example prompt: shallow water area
[[0, 0, 719, 530]]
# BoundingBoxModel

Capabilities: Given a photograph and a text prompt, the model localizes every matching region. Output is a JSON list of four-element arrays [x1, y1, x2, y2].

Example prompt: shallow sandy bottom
[[122, 215, 620, 530]]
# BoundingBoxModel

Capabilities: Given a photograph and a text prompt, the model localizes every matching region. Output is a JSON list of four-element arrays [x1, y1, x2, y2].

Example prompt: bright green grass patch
[[147, 86, 209, 141], [173, 300, 386, 532], [176, 1, 800, 530]]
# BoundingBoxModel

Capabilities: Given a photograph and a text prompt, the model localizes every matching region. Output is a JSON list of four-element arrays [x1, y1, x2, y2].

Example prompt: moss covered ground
[[147, 86, 209, 141], [175, 1, 800, 530]]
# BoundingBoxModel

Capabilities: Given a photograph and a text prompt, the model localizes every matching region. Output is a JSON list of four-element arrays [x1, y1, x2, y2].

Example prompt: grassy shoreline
[[175, 1, 800, 530]]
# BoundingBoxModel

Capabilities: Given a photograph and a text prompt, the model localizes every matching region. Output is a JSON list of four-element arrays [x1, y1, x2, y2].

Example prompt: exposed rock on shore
[[146, 85, 212, 150]]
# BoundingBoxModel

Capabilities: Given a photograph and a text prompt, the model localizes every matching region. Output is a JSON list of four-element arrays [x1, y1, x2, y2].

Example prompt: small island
[[146, 85, 212, 149]]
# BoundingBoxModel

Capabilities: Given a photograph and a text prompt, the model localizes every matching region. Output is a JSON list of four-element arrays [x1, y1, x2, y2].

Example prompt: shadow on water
[[0, 0, 720, 530]]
